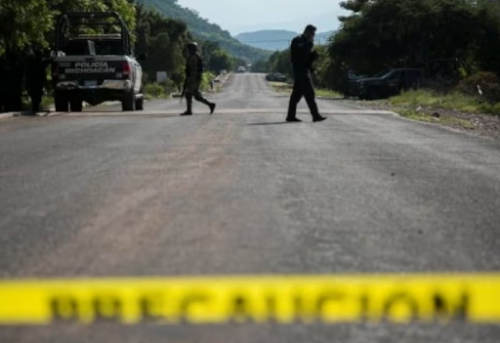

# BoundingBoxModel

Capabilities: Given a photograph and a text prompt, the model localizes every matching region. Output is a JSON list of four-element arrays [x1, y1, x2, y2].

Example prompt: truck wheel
[[122, 90, 135, 111], [70, 99, 83, 112], [135, 96, 144, 111], [54, 91, 69, 112]]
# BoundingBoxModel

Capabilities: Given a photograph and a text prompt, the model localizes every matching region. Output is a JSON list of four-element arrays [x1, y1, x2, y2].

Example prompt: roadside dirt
[[351, 100, 500, 141]]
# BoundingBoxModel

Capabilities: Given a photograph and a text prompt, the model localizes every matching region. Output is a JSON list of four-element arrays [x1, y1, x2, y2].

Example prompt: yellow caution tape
[[1, 274, 500, 325]]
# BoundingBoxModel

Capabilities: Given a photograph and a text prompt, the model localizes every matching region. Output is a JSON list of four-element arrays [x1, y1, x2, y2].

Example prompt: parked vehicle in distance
[[350, 68, 424, 100], [266, 73, 287, 82]]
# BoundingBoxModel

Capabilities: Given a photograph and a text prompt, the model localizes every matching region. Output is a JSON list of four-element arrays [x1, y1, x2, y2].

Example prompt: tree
[[207, 49, 234, 73], [330, 0, 487, 76], [134, 4, 190, 88], [475, 0, 500, 77], [252, 59, 268, 73], [267, 49, 292, 76], [0, 0, 53, 55], [200, 40, 220, 66], [0, 0, 138, 111]]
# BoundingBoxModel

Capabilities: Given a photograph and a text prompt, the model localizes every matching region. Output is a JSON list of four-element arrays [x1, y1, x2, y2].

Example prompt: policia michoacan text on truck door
[[51, 12, 145, 112]]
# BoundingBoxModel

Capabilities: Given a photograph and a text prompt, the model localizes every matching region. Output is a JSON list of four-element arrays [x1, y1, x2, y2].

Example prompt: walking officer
[[286, 25, 326, 123]]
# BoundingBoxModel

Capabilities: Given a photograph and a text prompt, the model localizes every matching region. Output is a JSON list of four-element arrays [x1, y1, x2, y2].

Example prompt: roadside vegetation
[[263, 0, 500, 132], [0, 0, 242, 113], [269, 81, 341, 99], [387, 90, 500, 116], [137, 0, 270, 62]]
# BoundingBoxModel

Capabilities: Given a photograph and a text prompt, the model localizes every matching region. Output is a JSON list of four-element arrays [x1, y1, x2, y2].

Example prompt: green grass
[[396, 108, 475, 129], [41, 96, 54, 110], [144, 83, 171, 100], [269, 81, 341, 98], [443, 117, 476, 129], [269, 81, 292, 93], [18, 94, 54, 112], [316, 88, 342, 98], [396, 108, 436, 123], [388, 89, 500, 115]]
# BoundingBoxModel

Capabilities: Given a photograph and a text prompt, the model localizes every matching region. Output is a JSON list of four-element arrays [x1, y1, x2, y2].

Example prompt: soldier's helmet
[[187, 42, 198, 53]]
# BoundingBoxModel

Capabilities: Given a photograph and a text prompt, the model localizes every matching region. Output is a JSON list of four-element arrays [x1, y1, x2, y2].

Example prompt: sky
[[177, 0, 347, 35]]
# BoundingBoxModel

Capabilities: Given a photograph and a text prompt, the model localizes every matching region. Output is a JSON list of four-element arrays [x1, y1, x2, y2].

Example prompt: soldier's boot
[[181, 95, 193, 115], [194, 93, 215, 115]]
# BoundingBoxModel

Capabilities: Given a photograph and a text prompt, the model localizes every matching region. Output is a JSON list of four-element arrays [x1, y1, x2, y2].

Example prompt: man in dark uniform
[[0, 55, 6, 113], [26, 49, 50, 113], [286, 25, 326, 123], [181, 42, 216, 116], [1, 50, 24, 112]]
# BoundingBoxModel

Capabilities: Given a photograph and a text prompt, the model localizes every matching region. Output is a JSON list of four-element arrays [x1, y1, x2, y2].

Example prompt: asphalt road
[[1, 73, 500, 342]]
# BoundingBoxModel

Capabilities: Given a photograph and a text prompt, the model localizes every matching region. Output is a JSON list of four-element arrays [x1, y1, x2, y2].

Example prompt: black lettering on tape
[[265, 294, 277, 322], [139, 293, 165, 322], [315, 291, 345, 321], [230, 294, 254, 323], [433, 292, 469, 321], [179, 293, 208, 323], [293, 294, 306, 322], [50, 295, 79, 322], [382, 293, 419, 322], [92, 295, 122, 322], [359, 293, 370, 321]]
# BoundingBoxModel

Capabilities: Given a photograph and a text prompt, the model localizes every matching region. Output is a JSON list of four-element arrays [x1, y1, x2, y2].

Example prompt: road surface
[[1, 73, 500, 342]]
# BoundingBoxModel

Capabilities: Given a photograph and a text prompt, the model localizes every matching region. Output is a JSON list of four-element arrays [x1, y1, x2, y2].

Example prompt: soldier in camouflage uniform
[[181, 42, 216, 116]]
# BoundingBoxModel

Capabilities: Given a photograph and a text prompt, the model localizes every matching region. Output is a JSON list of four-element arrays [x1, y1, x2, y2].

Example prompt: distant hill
[[235, 30, 334, 51], [136, 0, 271, 62]]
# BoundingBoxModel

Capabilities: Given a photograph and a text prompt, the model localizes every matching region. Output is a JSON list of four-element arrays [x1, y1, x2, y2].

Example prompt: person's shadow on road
[[246, 122, 298, 126]]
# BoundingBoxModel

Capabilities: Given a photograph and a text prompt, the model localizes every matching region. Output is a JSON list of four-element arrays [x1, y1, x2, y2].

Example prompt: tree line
[[139, 0, 270, 62], [262, 0, 500, 95], [0, 0, 237, 112]]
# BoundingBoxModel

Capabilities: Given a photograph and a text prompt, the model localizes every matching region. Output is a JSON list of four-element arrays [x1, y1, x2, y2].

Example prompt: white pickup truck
[[51, 12, 145, 112]]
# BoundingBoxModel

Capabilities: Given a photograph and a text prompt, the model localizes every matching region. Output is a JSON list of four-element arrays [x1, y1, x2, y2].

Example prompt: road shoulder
[[347, 99, 500, 141], [0, 101, 124, 120]]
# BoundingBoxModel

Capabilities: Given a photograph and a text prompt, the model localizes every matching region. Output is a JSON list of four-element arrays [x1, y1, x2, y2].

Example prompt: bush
[[480, 102, 500, 116], [456, 72, 500, 103], [201, 71, 216, 91], [144, 83, 169, 99]]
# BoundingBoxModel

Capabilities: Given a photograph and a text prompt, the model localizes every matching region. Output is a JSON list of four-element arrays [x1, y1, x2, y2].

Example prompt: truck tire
[[70, 99, 83, 112], [135, 96, 144, 111], [54, 91, 69, 112], [122, 90, 135, 111]]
